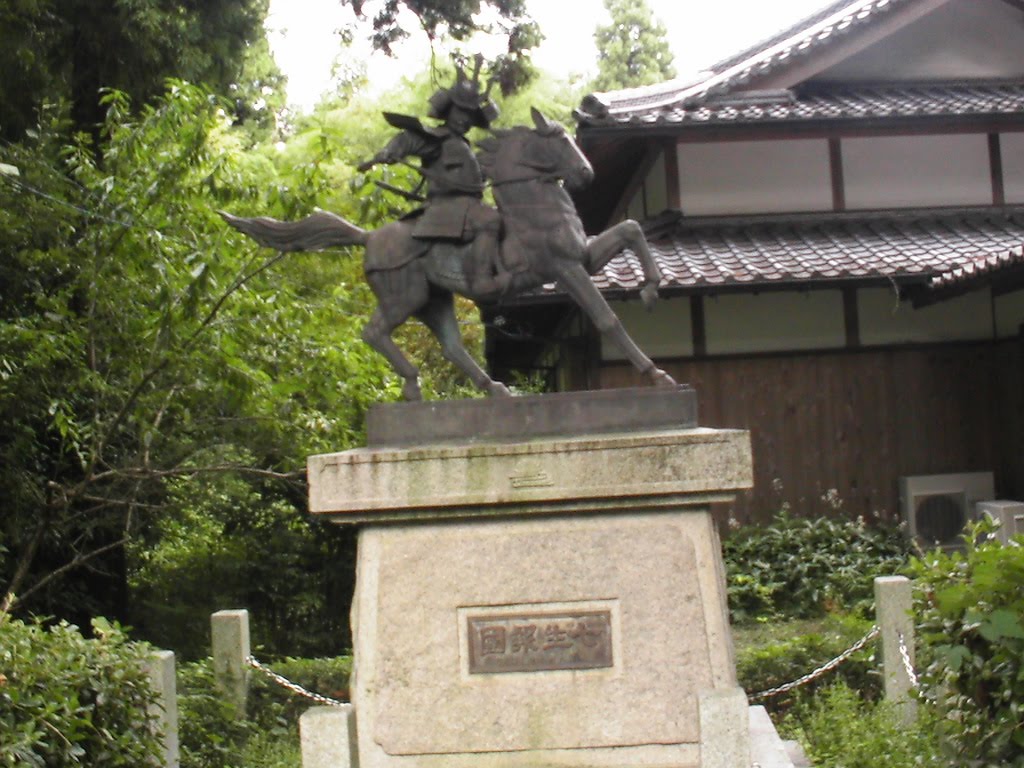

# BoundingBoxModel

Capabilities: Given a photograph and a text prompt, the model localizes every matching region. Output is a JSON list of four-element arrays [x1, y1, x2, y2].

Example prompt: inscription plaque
[[466, 610, 613, 674]]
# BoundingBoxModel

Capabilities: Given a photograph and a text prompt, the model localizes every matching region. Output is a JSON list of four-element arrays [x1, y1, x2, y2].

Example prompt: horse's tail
[[219, 210, 368, 252]]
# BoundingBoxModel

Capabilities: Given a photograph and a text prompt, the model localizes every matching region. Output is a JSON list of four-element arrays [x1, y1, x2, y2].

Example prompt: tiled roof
[[579, 0, 919, 121], [930, 243, 1024, 290], [584, 208, 1024, 293], [583, 81, 1024, 127]]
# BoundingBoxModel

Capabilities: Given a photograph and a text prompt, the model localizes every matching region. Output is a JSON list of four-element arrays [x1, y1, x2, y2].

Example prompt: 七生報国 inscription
[[467, 610, 613, 674]]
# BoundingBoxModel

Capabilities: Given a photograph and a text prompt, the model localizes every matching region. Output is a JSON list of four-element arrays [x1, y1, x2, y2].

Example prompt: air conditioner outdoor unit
[[976, 500, 1024, 545], [899, 471, 995, 551]]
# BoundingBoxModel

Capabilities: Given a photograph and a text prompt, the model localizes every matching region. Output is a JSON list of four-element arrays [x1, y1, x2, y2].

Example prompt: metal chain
[[245, 655, 347, 708], [748, 625, 880, 702], [896, 631, 920, 689]]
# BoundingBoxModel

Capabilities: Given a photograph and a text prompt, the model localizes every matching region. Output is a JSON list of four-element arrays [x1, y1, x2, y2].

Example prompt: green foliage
[[0, 82, 392, 652], [592, 0, 676, 92], [0, 0, 269, 140], [784, 682, 942, 768], [723, 511, 911, 621], [0, 616, 161, 767], [355, 2, 541, 96], [910, 520, 1024, 766], [249, 656, 352, 728], [177, 660, 253, 768], [734, 614, 879, 718], [129, 467, 358, 660], [178, 656, 350, 768]]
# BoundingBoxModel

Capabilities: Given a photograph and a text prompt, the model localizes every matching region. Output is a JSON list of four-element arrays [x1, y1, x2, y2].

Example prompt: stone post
[[145, 650, 180, 768], [699, 687, 751, 768], [874, 575, 916, 724], [300, 705, 357, 768], [211, 609, 250, 718]]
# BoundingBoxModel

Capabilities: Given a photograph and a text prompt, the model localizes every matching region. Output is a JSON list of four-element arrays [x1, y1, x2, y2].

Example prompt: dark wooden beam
[[843, 286, 860, 348], [829, 137, 846, 211], [690, 295, 707, 358], [663, 137, 681, 211], [989, 132, 1005, 205], [607, 143, 664, 226]]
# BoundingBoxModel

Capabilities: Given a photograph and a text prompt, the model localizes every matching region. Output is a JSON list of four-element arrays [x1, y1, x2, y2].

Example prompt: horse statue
[[221, 108, 675, 401]]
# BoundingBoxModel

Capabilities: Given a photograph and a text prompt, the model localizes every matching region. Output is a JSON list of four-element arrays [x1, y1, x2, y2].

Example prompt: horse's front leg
[[555, 262, 676, 388], [585, 219, 662, 310]]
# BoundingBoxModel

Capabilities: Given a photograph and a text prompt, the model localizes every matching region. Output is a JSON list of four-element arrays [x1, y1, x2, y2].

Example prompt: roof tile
[[580, 209, 1024, 294]]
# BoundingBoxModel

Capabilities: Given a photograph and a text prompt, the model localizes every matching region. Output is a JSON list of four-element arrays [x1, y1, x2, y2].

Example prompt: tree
[[349, 0, 542, 96], [592, 0, 676, 92], [0, 0, 269, 142], [0, 83, 392, 648]]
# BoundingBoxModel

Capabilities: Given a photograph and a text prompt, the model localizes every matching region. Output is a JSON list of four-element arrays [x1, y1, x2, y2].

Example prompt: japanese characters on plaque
[[466, 610, 613, 674]]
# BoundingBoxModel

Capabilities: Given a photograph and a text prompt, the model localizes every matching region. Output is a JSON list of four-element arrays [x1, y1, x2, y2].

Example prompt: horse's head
[[477, 108, 595, 192]]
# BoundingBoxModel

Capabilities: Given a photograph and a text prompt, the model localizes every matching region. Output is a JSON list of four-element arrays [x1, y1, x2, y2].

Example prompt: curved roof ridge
[[586, 0, 925, 118]]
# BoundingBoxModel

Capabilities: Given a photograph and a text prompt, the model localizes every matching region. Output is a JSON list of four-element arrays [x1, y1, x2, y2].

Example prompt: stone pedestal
[[309, 388, 758, 768]]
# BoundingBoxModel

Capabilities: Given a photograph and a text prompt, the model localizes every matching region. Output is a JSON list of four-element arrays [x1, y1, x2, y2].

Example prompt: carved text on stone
[[466, 610, 613, 674]]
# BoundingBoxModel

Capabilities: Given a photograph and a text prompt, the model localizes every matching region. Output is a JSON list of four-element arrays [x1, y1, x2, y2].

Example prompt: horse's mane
[[476, 126, 535, 181]]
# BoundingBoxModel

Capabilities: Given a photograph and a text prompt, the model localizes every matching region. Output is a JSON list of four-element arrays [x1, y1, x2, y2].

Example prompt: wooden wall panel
[[599, 341, 1024, 525]]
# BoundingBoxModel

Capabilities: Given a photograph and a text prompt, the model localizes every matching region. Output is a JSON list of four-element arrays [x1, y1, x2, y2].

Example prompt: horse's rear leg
[[362, 307, 423, 401], [585, 220, 662, 310], [417, 294, 511, 397], [557, 264, 676, 387]]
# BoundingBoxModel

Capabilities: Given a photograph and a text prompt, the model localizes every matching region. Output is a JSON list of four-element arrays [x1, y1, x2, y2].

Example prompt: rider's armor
[[374, 125, 499, 242], [364, 62, 508, 296]]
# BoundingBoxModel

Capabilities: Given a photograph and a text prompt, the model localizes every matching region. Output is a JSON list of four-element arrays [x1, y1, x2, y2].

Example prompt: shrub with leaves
[[178, 655, 350, 768], [734, 614, 878, 718], [0, 616, 161, 767], [724, 511, 911, 621], [784, 682, 942, 768], [911, 520, 1024, 766]]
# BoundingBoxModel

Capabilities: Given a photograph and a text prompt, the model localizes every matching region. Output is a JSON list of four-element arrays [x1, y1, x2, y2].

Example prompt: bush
[[0, 616, 162, 767], [784, 682, 942, 767], [910, 520, 1024, 766], [177, 660, 254, 768], [734, 614, 879, 718], [248, 656, 351, 728], [723, 511, 911, 621], [178, 655, 350, 768]]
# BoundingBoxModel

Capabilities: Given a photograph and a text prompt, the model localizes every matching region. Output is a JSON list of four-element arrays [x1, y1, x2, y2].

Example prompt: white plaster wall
[[704, 290, 845, 355], [999, 132, 1024, 204], [995, 288, 1024, 338], [858, 287, 992, 345], [677, 139, 832, 216], [603, 298, 693, 361], [815, 0, 1024, 81], [842, 135, 991, 210]]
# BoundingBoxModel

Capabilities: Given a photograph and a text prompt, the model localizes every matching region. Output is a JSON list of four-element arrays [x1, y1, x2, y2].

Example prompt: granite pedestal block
[[309, 388, 761, 768]]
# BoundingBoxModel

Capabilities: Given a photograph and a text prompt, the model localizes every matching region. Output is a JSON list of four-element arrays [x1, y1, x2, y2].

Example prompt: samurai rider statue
[[357, 60, 511, 296]]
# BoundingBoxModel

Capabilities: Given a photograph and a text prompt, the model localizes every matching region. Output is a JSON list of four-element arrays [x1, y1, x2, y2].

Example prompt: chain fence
[[246, 655, 347, 708], [748, 624, 881, 703], [897, 631, 920, 689], [248, 624, 917, 708]]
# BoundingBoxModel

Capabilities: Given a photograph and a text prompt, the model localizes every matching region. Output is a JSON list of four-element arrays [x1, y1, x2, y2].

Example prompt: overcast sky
[[266, 0, 832, 111]]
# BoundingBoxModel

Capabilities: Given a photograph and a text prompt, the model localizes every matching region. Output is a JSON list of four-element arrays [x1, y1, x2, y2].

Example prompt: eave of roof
[[578, 81, 1024, 131], [513, 207, 1024, 304]]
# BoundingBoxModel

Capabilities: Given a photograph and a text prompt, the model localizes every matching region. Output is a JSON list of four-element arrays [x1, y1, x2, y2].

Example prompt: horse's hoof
[[640, 281, 659, 311], [487, 381, 513, 397], [402, 379, 423, 401], [649, 368, 677, 387]]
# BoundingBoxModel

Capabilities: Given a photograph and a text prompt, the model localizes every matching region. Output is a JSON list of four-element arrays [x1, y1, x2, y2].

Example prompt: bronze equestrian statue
[[222, 68, 675, 401]]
